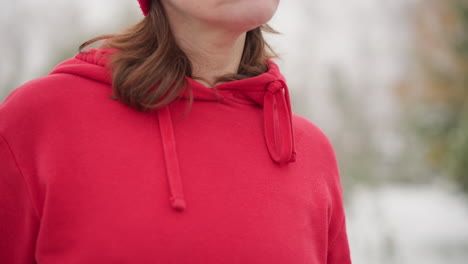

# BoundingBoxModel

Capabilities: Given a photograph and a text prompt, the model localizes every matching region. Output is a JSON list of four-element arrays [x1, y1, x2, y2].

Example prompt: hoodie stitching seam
[[0, 133, 41, 221], [328, 217, 346, 252], [222, 96, 258, 106]]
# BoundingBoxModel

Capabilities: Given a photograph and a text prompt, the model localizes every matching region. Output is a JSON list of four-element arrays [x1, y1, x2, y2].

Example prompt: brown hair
[[80, 1, 277, 112]]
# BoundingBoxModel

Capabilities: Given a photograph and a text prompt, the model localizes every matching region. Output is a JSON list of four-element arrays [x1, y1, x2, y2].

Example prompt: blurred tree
[[0, 0, 140, 101], [397, 0, 468, 192], [0, 1, 81, 100], [328, 67, 381, 191]]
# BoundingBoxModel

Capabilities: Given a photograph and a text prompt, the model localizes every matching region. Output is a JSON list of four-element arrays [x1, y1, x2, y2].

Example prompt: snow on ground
[[348, 183, 468, 264]]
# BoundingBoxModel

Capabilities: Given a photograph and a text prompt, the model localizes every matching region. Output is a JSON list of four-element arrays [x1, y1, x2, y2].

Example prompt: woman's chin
[[207, 12, 275, 33]]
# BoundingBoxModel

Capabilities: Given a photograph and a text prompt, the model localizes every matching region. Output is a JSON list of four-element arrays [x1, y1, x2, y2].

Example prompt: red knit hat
[[138, 0, 151, 16]]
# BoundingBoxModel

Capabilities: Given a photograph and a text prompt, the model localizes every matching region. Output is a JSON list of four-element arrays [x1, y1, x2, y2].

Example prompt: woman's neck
[[164, 7, 246, 88], [176, 30, 246, 88]]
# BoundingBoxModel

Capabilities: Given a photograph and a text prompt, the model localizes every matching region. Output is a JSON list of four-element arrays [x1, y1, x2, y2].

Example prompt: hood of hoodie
[[50, 48, 296, 211]]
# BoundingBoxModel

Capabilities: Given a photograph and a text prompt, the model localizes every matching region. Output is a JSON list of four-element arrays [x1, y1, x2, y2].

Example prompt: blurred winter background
[[1, 0, 468, 263]]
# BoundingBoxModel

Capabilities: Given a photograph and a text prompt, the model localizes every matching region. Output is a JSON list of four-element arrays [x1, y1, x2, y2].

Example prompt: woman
[[0, 0, 351, 263]]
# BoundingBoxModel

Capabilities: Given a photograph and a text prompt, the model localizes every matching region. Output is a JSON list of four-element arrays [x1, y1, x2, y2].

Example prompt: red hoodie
[[0, 48, 351, 264]]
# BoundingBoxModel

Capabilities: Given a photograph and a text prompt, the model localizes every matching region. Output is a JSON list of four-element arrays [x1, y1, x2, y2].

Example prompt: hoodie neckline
[[50, 48, 297, 212]]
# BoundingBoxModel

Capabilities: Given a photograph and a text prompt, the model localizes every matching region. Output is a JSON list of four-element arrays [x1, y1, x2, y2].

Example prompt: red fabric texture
[[0, 48, 352, 263], [138, 0, 151, 16]]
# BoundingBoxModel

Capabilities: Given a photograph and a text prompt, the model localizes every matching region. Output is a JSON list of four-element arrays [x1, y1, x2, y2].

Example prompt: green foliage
[[448, 111, 468, 191], [446, 0, 468, 192], [413, 0, 468, 192]]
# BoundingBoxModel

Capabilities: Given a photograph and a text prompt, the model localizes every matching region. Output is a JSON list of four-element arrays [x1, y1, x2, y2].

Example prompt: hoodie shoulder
[[1, 74, 72, 113], [2, 71, 109, 112], [291, 113, 339, 169], [1, 49, 116, 113], [0, 69, 114, 137], [292, 113, 334, 148]]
